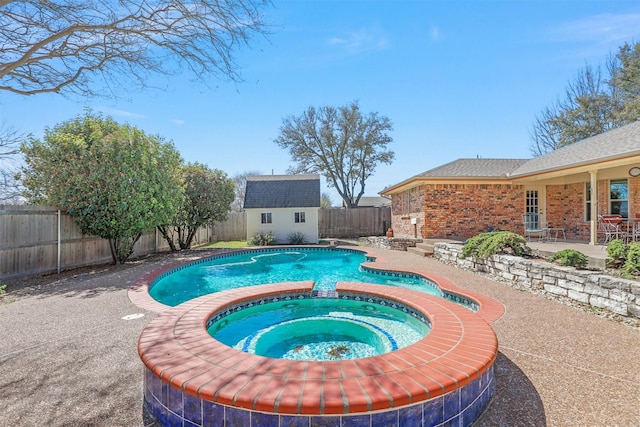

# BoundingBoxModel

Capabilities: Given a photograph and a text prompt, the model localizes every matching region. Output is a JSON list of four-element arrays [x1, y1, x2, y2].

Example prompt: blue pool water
[[208, 298, 430, 360], [150, 248, 443, 306]]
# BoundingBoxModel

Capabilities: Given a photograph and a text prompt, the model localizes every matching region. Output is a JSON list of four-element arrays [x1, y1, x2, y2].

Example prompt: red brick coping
[[138, 281, 499, 415]]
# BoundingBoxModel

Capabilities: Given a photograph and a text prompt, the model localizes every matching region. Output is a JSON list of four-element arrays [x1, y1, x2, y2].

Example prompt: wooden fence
[[1, 206, 389, 280], [318, 207, 391, 238]]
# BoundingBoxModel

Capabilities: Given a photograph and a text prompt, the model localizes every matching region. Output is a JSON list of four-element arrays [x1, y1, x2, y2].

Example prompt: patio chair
[[597, 214, 627, 245], [628, 213, 640, 242], [522, 213, 547, 241]]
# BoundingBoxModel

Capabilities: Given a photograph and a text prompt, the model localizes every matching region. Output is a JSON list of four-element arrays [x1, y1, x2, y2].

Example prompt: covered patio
[[383, 121, 640, 245]]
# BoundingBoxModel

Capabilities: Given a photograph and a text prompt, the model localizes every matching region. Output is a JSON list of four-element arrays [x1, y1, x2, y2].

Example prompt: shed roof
[[244, 174, 321, 209]]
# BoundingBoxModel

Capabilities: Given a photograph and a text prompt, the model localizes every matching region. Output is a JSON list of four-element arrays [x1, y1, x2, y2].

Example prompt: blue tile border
[[205, 291, 432, 331], [143, 364, 494, 427], [149, 247, 480, 312]]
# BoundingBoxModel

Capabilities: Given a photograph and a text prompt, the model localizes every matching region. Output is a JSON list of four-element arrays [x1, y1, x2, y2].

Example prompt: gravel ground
[[1, 248, 639, 427]]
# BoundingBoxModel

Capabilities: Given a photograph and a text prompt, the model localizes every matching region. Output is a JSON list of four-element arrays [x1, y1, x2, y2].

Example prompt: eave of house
[[380, 176, 518, 195], [510, 152, 640, 184], [381, 153, 640, 195]]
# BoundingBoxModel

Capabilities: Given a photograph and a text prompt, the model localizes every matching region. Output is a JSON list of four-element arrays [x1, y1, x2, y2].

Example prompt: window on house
[[401, 190, 409, 215], [294, 212, 305, 223], [610, 179, 628, 217], [261, 213, 272, 224], [525, 190, 539, 214], [401, 187, 417, 215]]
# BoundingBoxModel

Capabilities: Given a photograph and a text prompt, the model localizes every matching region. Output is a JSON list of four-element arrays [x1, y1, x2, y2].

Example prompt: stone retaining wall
[[434, 242, 640, 321], [359, 236, 421, 251]]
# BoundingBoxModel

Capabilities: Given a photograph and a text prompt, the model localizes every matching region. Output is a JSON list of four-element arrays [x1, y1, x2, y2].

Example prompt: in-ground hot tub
[[138, 281, 499, 426], [209, 294, 430, 360]]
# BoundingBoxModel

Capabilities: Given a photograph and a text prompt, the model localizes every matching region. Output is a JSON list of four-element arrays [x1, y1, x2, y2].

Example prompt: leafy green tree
[[274, 101, 394, 208], [20, 111, 183, 264], [158, 163, 235, 250], [530, 41, 640, 156]]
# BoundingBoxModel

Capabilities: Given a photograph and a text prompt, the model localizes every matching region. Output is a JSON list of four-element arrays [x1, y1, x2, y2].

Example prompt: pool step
[[407, 242, 434, 257], [313, 290, 339, 298]]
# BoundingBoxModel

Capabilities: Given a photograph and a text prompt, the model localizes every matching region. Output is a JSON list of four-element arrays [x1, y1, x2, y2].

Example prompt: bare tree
[[320, 192, 332, 208], [0, 123, 23, 202], [275, 101, 394, 209], [0, 0, 271, 97], [231, 169, 262, 211], [530, 63, 616, 156], [529, 42, 640, 156]]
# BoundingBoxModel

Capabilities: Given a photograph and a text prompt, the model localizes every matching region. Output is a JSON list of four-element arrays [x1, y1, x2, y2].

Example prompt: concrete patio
[[526, 239, 609, 269], [0, 246, 638, 426]]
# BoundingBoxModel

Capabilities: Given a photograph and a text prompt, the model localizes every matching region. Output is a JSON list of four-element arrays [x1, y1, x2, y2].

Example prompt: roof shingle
[[243, 174, 321, 209], [414, 158, 529, 178], [510, 121, 640, 176]]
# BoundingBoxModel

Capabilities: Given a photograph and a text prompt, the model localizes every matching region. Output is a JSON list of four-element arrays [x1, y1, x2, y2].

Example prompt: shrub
[[606, 239, 627, 268], [622, 242, 640, 276], [461, 231, 531, 260], [550, 249, 588, 269], [287, 231, 307, 245], [248, 232, 276, 246]]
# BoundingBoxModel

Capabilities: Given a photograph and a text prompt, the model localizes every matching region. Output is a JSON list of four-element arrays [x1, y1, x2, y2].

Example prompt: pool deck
[[1, 245, 639, 426]]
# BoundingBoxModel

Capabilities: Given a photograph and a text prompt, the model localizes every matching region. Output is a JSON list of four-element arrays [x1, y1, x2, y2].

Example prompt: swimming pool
[[149, 247, 445, 306], [134, 246, 502, 426]]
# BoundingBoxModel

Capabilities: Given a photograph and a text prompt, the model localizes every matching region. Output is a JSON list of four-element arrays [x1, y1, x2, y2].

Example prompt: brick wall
[[390, 186, 425, 237], [546, 183, 588, 240], [392, 183, 525, 239], [390, 177, 640, 242]]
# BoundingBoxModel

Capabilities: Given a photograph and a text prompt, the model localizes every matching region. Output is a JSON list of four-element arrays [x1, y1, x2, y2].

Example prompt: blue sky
[[2, 1, 640, 205]]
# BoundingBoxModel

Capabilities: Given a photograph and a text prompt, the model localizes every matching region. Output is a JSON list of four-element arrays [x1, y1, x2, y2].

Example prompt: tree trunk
[[157, 225, 178, 251]]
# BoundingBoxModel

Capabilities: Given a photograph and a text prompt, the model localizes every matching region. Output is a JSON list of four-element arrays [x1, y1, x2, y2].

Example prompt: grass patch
[[201, 240, 248, 249]]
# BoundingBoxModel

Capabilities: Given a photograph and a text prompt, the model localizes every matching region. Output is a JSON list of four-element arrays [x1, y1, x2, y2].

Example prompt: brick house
[[244, 174, 321, 244], [381, 121, 640, 244]]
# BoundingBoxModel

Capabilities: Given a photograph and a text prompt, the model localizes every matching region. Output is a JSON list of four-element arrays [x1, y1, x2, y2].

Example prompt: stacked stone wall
[[434, 242, 640, 321], [359, 236, 421, 251]]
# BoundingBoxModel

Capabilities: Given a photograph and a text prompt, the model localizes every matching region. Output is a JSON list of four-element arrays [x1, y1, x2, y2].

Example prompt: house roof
[[510, 120, 640, 177], [383, 120, 640, 194], [343, 196, 391, 207], [414, 158, 529, 178], [244, 174, 321, 209]]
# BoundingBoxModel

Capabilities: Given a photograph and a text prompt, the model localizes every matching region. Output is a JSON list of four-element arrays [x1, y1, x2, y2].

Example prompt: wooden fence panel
[[1, 205, 390, 280], [213, 212, 246, 241], [318, 207, 390, 238], [0, 206, 164, 279]]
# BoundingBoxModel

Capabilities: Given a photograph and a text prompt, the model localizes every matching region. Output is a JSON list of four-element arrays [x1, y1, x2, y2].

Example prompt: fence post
[[57, 209, 61, 274]]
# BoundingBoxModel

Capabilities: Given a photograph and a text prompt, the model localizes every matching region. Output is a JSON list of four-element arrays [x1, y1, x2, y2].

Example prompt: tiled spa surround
[[138, 282, 499, 426]]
